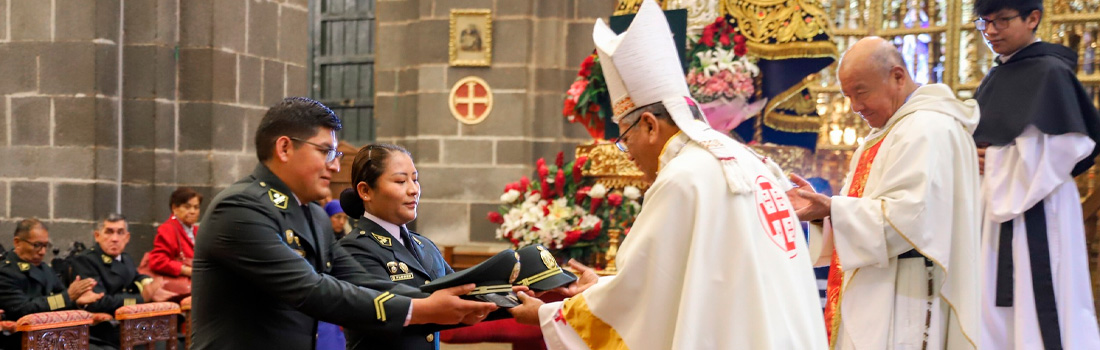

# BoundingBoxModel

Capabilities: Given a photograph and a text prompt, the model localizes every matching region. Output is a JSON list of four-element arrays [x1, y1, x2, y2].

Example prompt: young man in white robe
[[787, 37, 981, 350], [971, 0, 1100, 348], [506, 1, 828, 349]]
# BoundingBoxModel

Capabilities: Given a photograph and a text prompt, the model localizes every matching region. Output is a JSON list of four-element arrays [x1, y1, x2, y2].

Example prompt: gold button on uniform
[[426, 334, 434, 342]]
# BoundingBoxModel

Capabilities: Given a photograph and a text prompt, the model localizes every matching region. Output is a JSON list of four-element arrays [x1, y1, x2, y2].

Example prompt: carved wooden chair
[[14, 310, 94, 350], [180, 296, 191, 350], [114, 302, 180, 350]]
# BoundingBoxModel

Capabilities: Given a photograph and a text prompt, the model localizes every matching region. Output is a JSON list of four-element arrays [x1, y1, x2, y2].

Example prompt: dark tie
[[399, 226, 421, 261]]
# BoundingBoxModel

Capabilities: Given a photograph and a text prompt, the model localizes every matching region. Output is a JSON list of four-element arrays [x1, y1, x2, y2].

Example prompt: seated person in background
[[338, 143, 457, 350], [148, 187, 201, 277], [73, 213, 167, 349], [0, 219, 102, 349], [325, 199, 349, 241]]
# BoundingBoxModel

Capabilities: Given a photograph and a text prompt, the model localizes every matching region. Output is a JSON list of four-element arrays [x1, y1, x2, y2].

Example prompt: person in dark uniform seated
[[0, 219, 102, 349], [337, 143, 458, 350], [191, 97, 498, 350], [72, 213, 168, 350]]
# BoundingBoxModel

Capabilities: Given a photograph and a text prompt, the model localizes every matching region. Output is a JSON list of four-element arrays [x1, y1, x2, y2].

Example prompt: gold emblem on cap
[[509, 261, 521, 284], [268, 188, 289, 209], [398, 262, 409, 274], [17, 262, 29, 272], [387, 261, 399, 275], [537, 246, 557, 270]]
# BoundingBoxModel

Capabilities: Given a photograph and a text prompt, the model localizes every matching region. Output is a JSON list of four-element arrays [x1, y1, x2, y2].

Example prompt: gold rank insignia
[[268, 188, 289, 210], [537, 245, 557, 270], [17, 262, 29, 272], [371, 232, 392, 247], [374, 292, 395, 321], [387, 261, 399, 274], [398, 262, 409, 274], [102, 254, 113, 264], [412, 236, 423, 246]]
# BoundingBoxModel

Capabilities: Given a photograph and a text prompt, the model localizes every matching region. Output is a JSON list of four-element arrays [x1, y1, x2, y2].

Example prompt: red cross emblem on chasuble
[[449, 76, 494, 124], [754, 176, 798, 258]]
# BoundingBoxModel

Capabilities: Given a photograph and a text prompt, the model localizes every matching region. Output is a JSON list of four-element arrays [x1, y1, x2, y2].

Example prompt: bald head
[[839, 37, 908, 79], [837, 37, 920, 128]]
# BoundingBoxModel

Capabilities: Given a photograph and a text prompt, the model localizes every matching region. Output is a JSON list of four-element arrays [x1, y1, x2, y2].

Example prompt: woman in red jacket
[[149, 187, 201, 277]]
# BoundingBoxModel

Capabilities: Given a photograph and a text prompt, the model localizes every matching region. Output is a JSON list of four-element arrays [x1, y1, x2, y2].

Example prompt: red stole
[[824, 137, 885, 347]]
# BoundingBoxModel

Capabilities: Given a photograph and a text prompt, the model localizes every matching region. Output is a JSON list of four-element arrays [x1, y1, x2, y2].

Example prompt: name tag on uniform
[[390, 273, 414, 281]]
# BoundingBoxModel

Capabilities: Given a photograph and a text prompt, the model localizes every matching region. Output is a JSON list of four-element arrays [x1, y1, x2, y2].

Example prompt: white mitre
[[592, 0, 783, 194]]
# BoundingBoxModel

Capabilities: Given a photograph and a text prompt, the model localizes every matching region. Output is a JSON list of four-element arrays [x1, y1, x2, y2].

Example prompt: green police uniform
[[0, 253, 78, 349], [71, 243, 151, 348], [340, 218, 454, 350], [191, 165, 427, 349]]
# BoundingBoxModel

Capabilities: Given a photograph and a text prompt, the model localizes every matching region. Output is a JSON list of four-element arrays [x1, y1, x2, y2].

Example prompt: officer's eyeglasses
[[289, 137, 344, 164], [17, 238, 52, 250], [974, 15, 1020, 32], [614, 117, 643, 153]]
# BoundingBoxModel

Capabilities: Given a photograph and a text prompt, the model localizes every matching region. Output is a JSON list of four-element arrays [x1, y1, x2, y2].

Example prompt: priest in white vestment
[[788, 37, 981, 350], [507, 1, 827, 349]]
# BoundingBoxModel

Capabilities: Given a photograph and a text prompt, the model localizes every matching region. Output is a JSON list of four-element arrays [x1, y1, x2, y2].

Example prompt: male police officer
[[192, 97, 496, 349], [0, 219, 102, 349]]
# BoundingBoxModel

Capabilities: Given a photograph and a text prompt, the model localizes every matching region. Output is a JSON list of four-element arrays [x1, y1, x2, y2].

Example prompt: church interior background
[[0, 1, 1097, 344]]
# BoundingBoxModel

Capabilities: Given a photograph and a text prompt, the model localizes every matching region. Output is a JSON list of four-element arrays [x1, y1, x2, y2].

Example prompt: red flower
[[572, 163, 584, 183], [608, 193, 623, 207], [701, 26, 716, 47], [541, 179, 552, 198], [555, 151, 564, 169], [733, 34, 748, 56], [576, 186, 591, 205], [623, 227, 631, 236], [579, 54, 596, 77], [536, 158, 546, 168], [563, 230, 583, 247], [563, 98, 578, 117], [719, 33, 731, 47], [519, 176, 531, 191], [487, 211, 504, 224], [590, 197, 603, 214], [538, 164, 550, 180], [554, 169, 565, 195], [542, 204, 551, 216], [582, 221, 602, 240]]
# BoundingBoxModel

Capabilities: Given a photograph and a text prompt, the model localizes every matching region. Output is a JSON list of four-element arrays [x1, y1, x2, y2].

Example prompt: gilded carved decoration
[[575, 142, 649, 191]]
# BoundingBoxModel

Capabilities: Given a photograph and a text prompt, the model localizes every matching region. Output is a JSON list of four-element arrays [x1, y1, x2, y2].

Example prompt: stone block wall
[[373, 0, 616, 247], [0, 0, 308, 256]]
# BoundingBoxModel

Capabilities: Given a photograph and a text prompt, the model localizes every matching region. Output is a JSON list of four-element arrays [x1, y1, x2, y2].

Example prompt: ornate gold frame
[[449, 9, 493, 67]]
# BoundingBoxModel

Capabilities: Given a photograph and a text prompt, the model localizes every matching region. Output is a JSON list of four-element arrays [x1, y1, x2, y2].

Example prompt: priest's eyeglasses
[[614, 117, 643, 153], [974, 15, 1019, 32], [289, 137, 344, 164]]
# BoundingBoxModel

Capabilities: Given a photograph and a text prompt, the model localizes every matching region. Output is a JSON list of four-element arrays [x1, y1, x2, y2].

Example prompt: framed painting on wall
[[449, 9, 492, 67]]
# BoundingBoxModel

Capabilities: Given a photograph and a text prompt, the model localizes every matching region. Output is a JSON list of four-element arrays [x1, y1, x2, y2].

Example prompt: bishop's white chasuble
[[538, 134, 827, 350]]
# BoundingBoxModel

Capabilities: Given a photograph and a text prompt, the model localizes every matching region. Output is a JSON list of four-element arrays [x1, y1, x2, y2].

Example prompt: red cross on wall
[[449, 76, 494, 124]]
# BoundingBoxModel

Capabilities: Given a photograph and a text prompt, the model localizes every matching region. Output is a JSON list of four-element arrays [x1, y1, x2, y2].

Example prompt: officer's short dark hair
[[169, 187, 202, 210], [339, 144, 412, 218], [97, 213, 128, 232], [974, 0, 1042, 20], [13, 218, 46, 240], [254, 97, 343, 162]]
